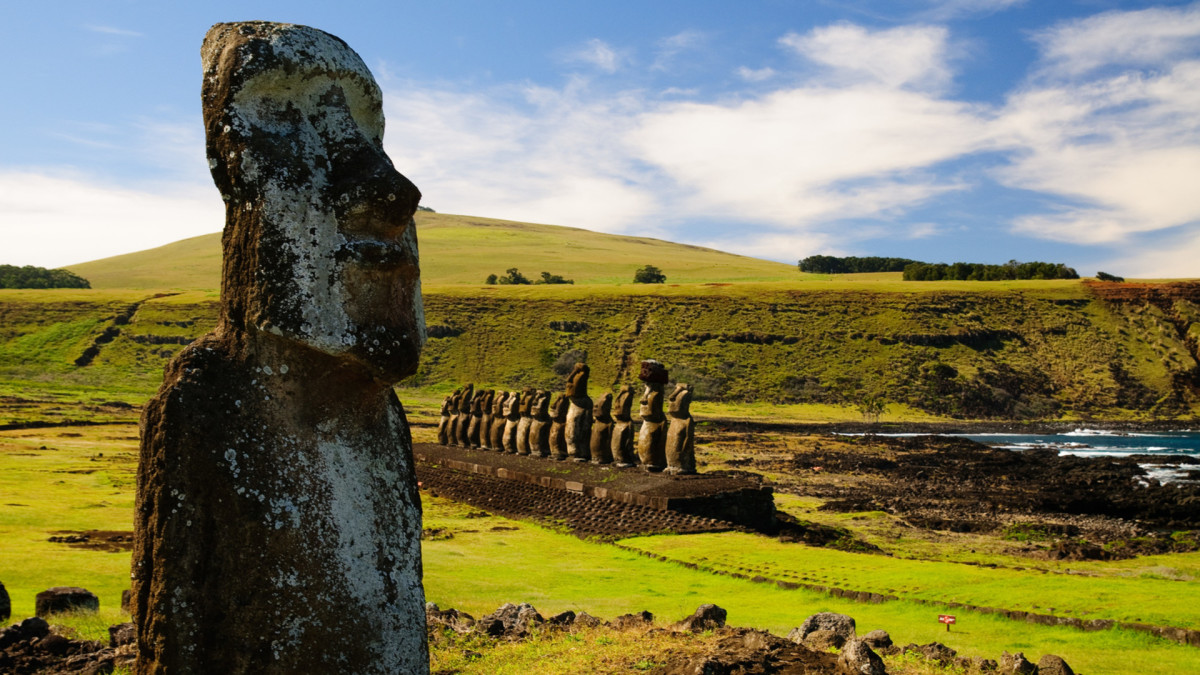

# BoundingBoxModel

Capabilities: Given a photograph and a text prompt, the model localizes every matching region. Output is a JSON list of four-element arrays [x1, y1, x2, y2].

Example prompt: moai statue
[[455, 383, 475, 447], [610, 384, 638, 467], [502, 390, 521, 453], [467, 391, 485, 449], [548, 393, 569, 461], [488, 391, 507, 452], [515, 388, 535, 456], [437, 395, 452, 445], [636, 360, 669, 471], [478, 390, 494, 450], [133, 22, 428, 674], [564, 363, 593, 462], [447, 388, 463, 446], [528, 390, 552, 457], [590, 392, 615, 464], [665, 383, 696, 475]]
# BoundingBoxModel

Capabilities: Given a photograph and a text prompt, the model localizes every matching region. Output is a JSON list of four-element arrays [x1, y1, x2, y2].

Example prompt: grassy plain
[[3, 424, 1199, 674]]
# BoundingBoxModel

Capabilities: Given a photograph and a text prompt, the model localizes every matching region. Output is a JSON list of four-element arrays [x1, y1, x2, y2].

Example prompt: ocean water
[[956, 429, 1200, 484]]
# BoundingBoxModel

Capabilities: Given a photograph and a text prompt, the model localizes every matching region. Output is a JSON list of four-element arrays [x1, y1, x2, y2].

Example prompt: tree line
[[0, 265, 90, 289], [798, 255, 918, 274], [798, 256, 1079, 281]]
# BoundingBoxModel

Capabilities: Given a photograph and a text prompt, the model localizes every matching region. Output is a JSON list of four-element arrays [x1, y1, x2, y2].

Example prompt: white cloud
[[1095, 226, 1200, 279], [780, 23, 953, 91], [736, 66, 776, 82], [1034, 3, 1200, 78], [653, 30, 706, 70], [0, 172, 222, 268], [921, 0, 1026, 20], [85, 25, 143, 37], [565, 38, 627, 74]]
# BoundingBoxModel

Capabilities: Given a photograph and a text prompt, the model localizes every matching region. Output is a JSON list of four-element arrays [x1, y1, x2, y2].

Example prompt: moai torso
[[515, 388, 534, 455], [548, 394, 569, 461], [563, 363, 593, 462], [478, 390, 494, 450], [610, 384, 637, 467], [133, 22, 428, 675], [665, 383, 696, 475], [590, 393, 614, 464], [636, 360, 669, 471], [529, 391, 551, 457], [488, 392, 507, 452], [437, 395, 452, 445], [502, 391, 521, 453], [456, 383, 475, 447]]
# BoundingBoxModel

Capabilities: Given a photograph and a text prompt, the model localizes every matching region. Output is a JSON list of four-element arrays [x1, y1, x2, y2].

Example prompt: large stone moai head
[[202, 21, 424, 381], [491, 390, 507, 417], [613, 384, 635, 421], [520, 388, 535, 416], [550, 393, 569, 422], [459, 383, 475, 413], [669, 383, 693, 417], [564, 363, 590, 398], [639, 360, 669, 418], [595, 392, 613, 422]]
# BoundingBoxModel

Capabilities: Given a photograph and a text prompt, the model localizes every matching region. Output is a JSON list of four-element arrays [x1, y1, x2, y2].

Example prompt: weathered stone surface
[[837, 638, 886, 675], [516, 388, 535, 456], [612, 610, 654, 631], [35, 587, 98, 617], [636, 360, 669, 471], [1000, 651, 1038, 674], [0, 617, 48, 651], [611, 384, 637, 467], [437, 395, 452, 445], [919, 642, 957, 663], [0, 581, 8, 622], [475, 603, 544, 639], [478, 390, 494, 450], [572, 612, 603, 628], [1037, 654, 1076, 675], [861, 629, 892, 649], [133, 21, 428, 675], [425, 603, 475, 635], [590, 392, 614, 464], [109, 622, 136, 648], [121, 589, 132, 616], [564, 363, 593, 461], [665, 383, 696, 475], [489, 391, 507, 451], [546, 610, 576, 627], [674, 604, 726, 633], [529, 390, 552, 457], [789, 612, 857, 643], [548, 394, 569, 460], [502, 390, 521, 453], [802, 629, 845, 650]]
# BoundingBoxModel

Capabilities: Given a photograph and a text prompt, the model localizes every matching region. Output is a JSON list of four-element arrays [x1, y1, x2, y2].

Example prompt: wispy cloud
[[736, 66, 776, 82], [1033, 3, 1200, 78], [652, 30, 706, 71], [920, 0, 1026, 21], [565, 38, 628, 74], [85, 24, 143, 38]]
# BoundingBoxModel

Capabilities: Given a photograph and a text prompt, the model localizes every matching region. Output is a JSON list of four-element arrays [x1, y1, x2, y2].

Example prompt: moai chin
[[515, 388, 535, 456], [478, 390, 494, 450], [636, 360, 669, 471], [548, 393, 569, 461], [610, 384, 638, 467], [529, 390, 552, 457], [488, 391, 507, 451], [133, 21, 428, 675], [665, 383, 696, 475], [502, 390, 521, 453], [456, 383, 475, 447], [563, 363, 593, 462], [437, 395, 452, 445], [590, 392, 615, 464]]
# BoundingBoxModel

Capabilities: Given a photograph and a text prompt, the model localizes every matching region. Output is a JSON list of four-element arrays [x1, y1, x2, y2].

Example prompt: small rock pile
[[0, 617, 135, 675]]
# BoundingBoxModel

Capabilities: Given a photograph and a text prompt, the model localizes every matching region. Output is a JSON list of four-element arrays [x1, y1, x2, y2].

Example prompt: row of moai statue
[[436, 360, 696, 475]]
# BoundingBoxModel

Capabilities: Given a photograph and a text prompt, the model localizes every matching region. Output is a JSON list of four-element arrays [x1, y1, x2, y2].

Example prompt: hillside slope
[[66, 212, 800, 289]]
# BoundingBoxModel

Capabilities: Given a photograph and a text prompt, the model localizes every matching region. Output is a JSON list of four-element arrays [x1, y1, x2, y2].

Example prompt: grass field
[[3, 423, 1199, 674]]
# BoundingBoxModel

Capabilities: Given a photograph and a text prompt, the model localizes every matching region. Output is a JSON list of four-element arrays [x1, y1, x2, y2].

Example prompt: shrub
[[1095, 271, 1124, 282], [0, 265, 90, 289], [535, 271, 574, 285], [495, 268, 531, 285], [633, 265, 666, 284], [552, 350, 587, 376]]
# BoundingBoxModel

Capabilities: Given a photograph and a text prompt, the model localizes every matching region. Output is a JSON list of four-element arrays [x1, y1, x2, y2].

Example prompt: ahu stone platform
[[413, 443, 776, 535]]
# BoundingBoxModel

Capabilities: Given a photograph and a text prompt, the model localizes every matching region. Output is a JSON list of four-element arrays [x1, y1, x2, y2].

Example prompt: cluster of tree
[[0, 265, 90, 289], [485, 268, 574, 285], [632, 265, 666, 284], [798, 255, 919, 274], [902, 260, 1079, 281]]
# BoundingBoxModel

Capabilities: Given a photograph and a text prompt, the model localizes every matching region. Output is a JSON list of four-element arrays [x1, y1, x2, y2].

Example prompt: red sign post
[[938, 614, 957, 632]]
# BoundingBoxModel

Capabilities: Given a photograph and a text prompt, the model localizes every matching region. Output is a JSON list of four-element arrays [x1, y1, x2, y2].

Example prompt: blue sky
[[3, 1, 1200, 277]]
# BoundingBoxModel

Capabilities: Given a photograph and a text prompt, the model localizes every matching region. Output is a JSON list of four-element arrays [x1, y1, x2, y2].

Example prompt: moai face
[[491, 391, 506, 417], [459, 384, 474, 413], [564, 363, 590, 398], [533, 390, 550, 417], [439, 396, 451, 416], [614, 384, 634, 420], [669, 383, 693, 417], [520, 388, 535, 415], [505, 391, 522, 418], [450, 388, 462, 410], [550, 394, 569, 422], [482, 389, 495, 412], [595, 392, 613, 420], [202, 22, 424, 382]]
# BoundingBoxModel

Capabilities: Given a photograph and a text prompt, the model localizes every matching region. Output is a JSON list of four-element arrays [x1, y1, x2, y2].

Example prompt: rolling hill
[[66, 212, 801, 290]]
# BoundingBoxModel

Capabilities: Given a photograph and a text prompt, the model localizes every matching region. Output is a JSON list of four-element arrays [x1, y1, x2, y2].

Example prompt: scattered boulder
[[0, 581, 8, 622], [919, 642, 957, 663], [837, 638, 886, 675], [803, 629, 845, 651], [788, 612, 857, 644], [425, 603, 476, 635], [1000, 650, 1038, 674], [573, 612, 603, 628], [675, 604, 726, 632], [547, 610, 576, 627], [34, 587, 98, 617], [0, 617, 49, 651], [0, 617, 132, 675], [476, 603, 544, 638], [974, 657, 999, 672], [862, 629, 892, 649], [613, 610, 655, 631], [1037, 653, 1076, 675], [108, 622, 135, 648]]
